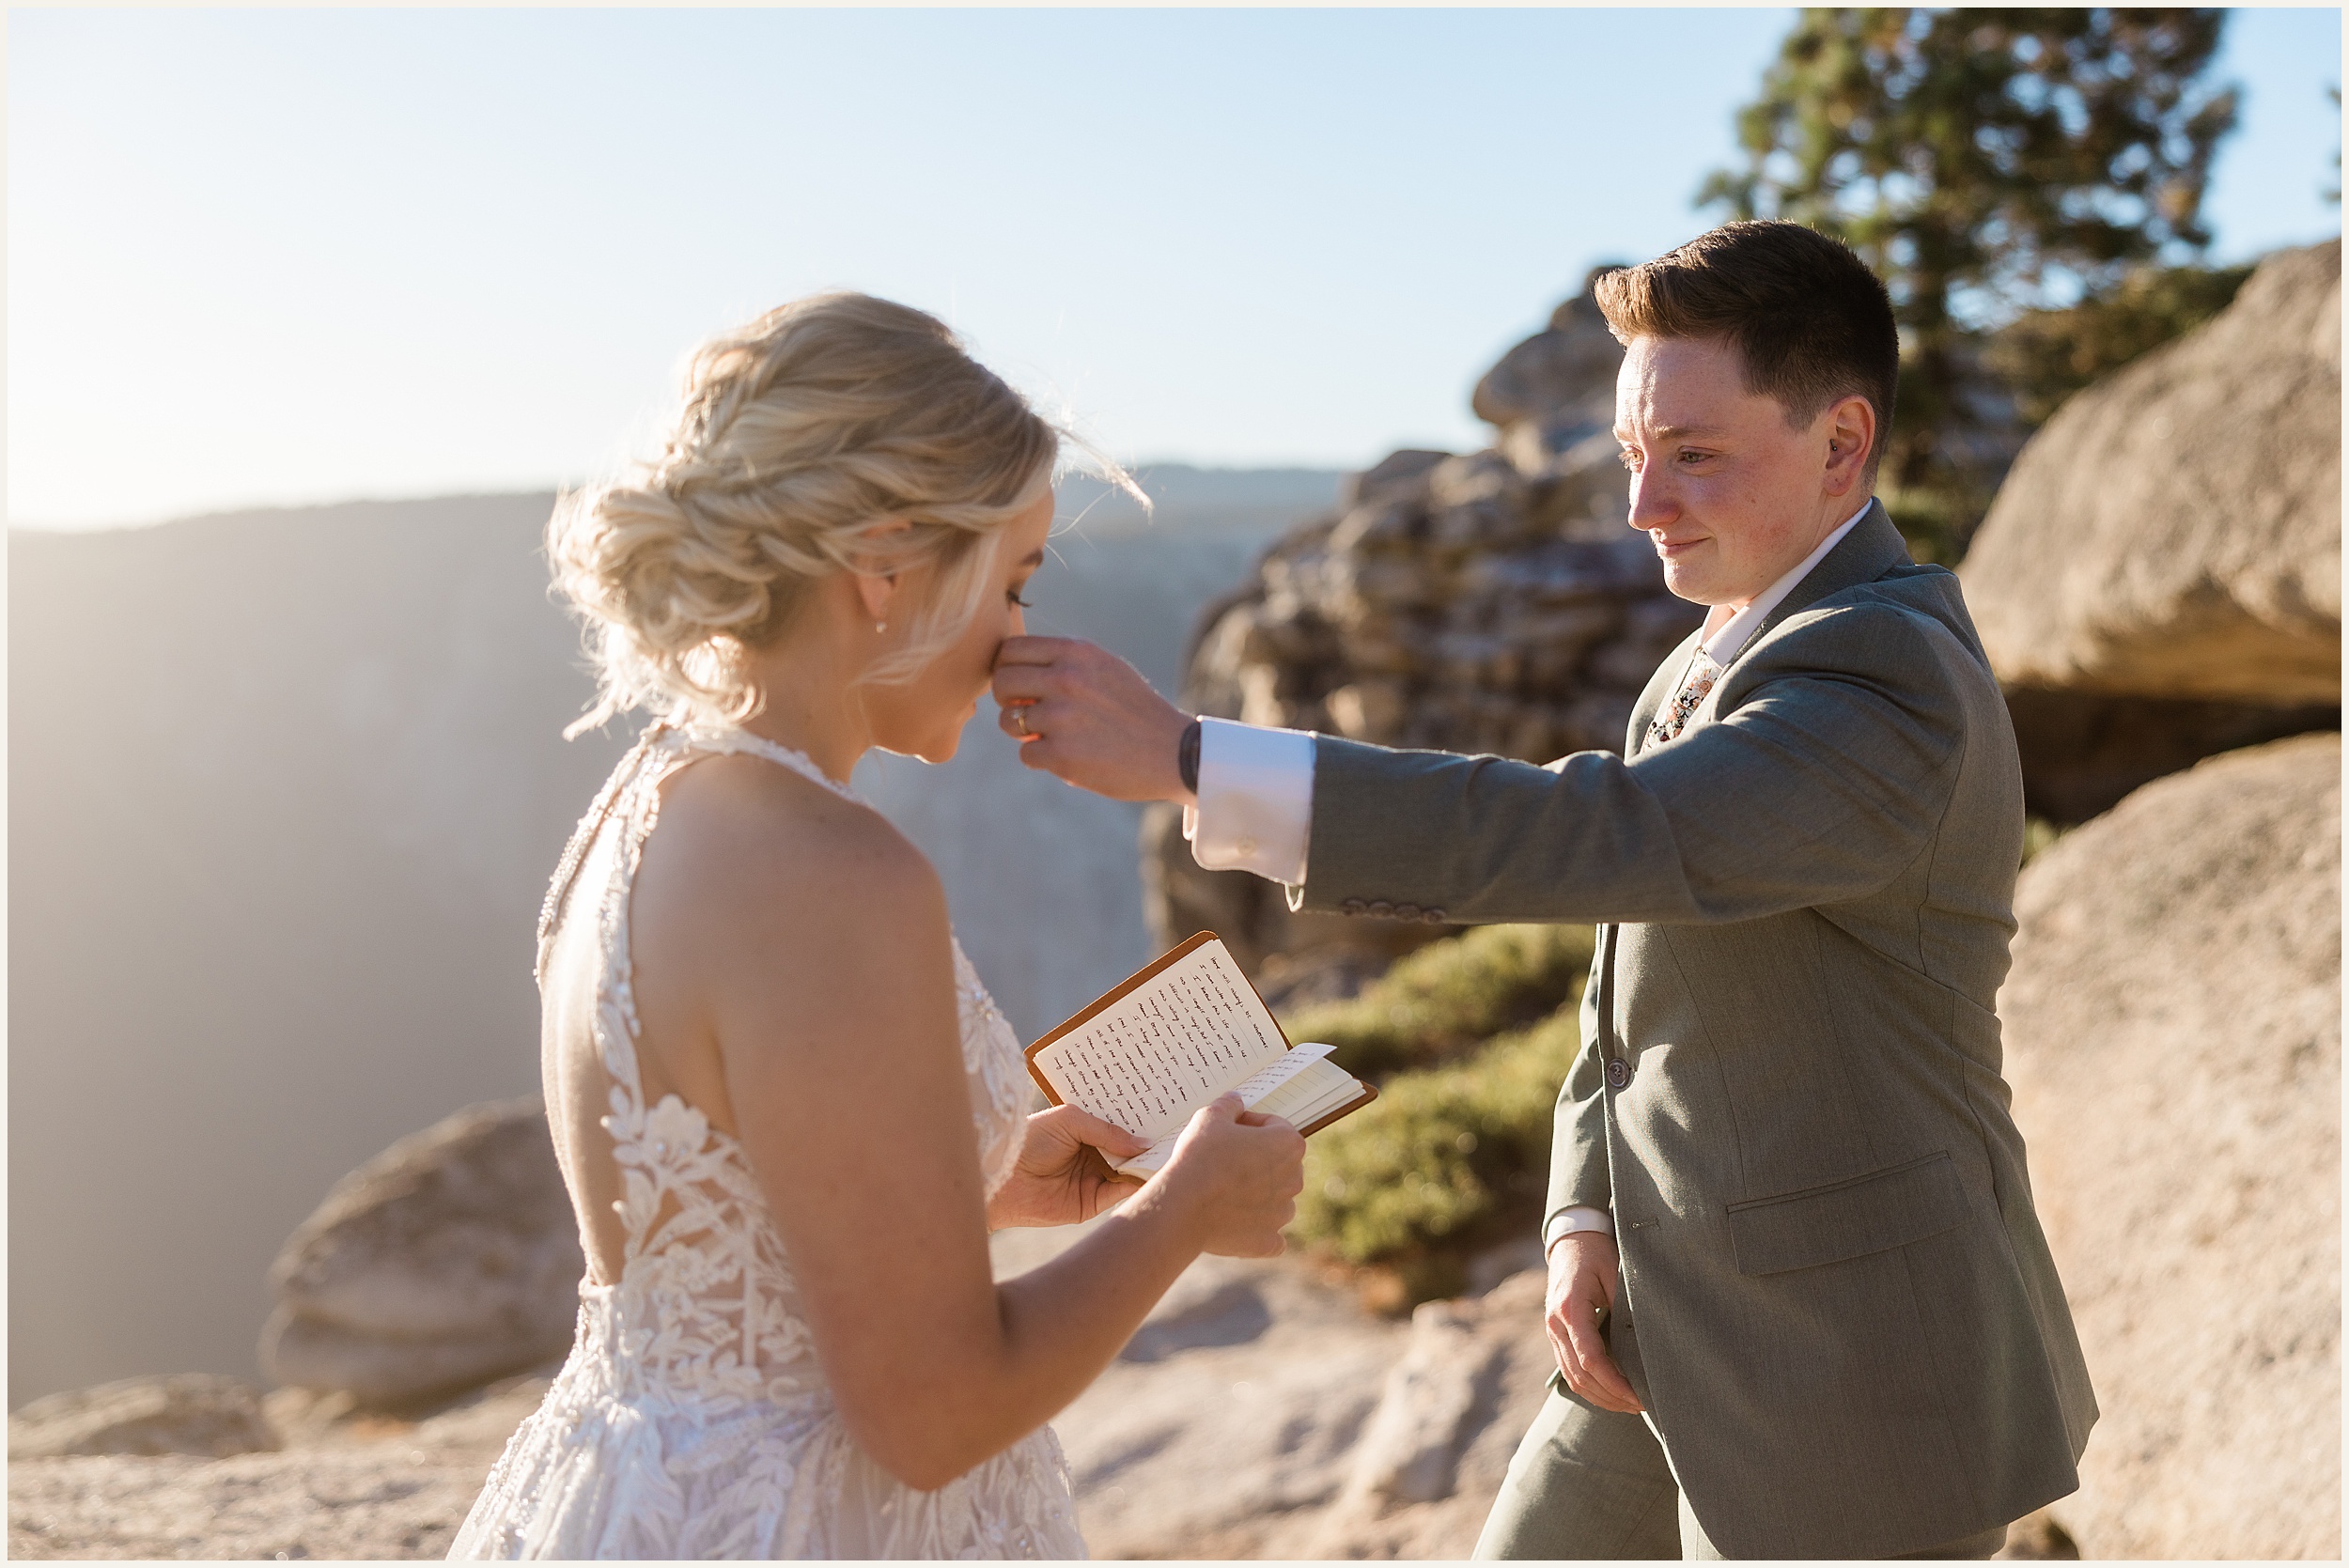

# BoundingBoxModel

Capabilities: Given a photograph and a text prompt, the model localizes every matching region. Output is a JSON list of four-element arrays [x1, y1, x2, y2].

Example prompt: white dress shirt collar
[[1697, 499, 1873, 667]]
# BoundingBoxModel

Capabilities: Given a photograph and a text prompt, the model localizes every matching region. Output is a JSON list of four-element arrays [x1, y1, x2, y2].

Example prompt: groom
[[993, 221, 2094, 1559]]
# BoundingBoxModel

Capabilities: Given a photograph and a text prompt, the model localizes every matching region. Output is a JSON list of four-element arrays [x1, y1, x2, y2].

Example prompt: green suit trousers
[[1472, 1385, 2009, 1560]]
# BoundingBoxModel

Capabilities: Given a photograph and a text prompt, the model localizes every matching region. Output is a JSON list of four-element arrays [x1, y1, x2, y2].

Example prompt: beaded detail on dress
[[449, 723, 1082, 1560]]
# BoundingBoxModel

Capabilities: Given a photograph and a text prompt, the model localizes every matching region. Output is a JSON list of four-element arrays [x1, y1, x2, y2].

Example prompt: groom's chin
[[1658, 559, 1713, 606]]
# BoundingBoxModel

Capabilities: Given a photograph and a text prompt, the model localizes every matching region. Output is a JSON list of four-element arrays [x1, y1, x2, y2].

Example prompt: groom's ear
[[1820, 394, 1876, 497]]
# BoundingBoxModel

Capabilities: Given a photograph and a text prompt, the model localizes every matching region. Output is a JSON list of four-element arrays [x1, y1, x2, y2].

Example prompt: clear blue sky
[[10, 7, 2341, 529]]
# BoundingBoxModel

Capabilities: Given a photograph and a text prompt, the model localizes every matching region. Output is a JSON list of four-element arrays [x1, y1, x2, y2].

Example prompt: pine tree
[[1703, 8, 2237, 560]]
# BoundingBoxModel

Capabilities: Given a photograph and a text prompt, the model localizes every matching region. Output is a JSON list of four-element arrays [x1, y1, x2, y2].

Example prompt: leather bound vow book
[[1024, 931, 1377, 1178]]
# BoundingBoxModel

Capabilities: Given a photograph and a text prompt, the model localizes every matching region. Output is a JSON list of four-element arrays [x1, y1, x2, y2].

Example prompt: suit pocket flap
[[1726, 1151, 1968, 1277]]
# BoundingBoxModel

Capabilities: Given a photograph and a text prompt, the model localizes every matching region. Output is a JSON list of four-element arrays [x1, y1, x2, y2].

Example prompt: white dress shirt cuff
[[1182, 718, 1315, 888], [1545, 1205, 1616, 1254]]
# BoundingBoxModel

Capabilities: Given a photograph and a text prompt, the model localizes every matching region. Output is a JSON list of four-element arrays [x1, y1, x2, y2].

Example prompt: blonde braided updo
[[552, 293, 1070, 737]]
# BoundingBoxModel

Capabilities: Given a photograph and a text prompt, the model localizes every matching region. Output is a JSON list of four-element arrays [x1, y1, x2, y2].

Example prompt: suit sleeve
[[1299, 602, 1973, 925]]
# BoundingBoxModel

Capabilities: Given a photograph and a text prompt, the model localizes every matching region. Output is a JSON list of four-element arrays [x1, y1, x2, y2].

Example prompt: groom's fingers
[[992, 634, 1078, 671], [991, 668, 1056, 707], [1012, 725, 1068, 774], [990, 638, 1081, 709], [1549, 1284, 1640, 1414], [1563, 1308, 1642, 1414], [988, 635, 1190, 801], [998, 698, 1042, 744]]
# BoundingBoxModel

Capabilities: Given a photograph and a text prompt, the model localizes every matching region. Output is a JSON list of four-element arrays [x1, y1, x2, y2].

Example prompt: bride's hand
[[986, 1105, 1152, 1231]]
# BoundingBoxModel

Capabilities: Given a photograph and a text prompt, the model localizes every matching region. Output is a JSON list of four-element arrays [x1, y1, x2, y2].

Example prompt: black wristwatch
[[1178, 718, 1202, 793]]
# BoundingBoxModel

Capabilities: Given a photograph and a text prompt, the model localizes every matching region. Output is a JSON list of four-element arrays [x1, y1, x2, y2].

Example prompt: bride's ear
[[848, 520, 914, 630], [851, 569, 896, 630]]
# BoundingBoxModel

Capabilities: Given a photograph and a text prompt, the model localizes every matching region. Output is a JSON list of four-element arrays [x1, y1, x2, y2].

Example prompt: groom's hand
[[991, 636, 1194, 803], [1547, 1232, 1644, 1414]]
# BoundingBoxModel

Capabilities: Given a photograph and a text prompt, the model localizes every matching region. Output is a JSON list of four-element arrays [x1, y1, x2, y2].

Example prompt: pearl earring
[[875, 620, 888, 634]]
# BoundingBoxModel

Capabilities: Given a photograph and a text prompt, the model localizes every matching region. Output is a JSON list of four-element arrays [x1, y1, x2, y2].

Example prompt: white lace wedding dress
[[450, 723, 1087, 1560]]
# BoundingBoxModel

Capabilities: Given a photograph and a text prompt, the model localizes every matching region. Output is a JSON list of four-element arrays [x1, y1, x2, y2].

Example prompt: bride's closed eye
[[1009, 588, 1035, 609]]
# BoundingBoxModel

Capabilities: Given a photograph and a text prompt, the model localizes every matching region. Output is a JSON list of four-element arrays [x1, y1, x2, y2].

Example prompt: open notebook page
[[1029, 938, 1290, 1148], [1251, 1056, 1362, 1127], [1112, 1043, 1348, 1176]]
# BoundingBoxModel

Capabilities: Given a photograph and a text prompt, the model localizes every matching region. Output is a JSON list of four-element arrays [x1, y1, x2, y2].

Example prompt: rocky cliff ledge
[[8, 1230, 1569, 1560]]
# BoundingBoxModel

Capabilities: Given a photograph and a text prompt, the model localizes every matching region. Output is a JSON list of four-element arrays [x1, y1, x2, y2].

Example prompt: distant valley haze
[[8, 466, 1341, 1405]]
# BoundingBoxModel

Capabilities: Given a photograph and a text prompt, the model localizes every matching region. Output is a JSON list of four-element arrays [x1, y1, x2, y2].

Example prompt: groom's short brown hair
[[1595, 222, 1900, 483]]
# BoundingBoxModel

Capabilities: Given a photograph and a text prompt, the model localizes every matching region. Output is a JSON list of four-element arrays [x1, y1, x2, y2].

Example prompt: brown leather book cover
[[1023, 930, 1378, 1142]]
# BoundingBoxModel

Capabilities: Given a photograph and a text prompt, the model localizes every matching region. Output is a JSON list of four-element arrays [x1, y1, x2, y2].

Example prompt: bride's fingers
[[1039, 1103, 1149, 1157]]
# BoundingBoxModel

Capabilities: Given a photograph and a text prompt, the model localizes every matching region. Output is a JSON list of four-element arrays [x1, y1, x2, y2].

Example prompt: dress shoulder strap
[[676, 724, 864, 806], [537, 722, 673, 983]]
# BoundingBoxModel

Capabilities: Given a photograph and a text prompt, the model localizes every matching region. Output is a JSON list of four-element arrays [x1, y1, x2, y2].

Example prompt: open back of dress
[[449, 723, 1085, 1560]]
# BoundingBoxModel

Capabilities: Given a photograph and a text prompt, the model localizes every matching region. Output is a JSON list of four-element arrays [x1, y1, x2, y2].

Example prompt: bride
[[450, 294, 1306, 1559]]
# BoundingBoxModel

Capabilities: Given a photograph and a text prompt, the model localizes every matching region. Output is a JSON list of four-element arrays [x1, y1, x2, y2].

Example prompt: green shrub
[[1290, 1004, 1582, 1273], [1279, 922, 1595, 1080]]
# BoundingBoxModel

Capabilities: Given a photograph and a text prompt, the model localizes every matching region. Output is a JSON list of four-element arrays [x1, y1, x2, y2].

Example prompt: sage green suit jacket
[[1302, 504, 2095, 1559]]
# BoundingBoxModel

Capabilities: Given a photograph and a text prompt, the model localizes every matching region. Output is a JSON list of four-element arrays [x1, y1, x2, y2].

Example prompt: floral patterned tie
[[1646, 649, 1724, 749]]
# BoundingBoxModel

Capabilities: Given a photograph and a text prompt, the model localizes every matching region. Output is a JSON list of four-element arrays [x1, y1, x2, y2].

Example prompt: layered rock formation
[[1184, 286, 1691, 759], [1147, 275, 1703, 974], [1961, 241, 2342, 819], [260, 1099, 583, 1407], [7, 1374, 279, 1461], [2001, 734, 2341, 1559]]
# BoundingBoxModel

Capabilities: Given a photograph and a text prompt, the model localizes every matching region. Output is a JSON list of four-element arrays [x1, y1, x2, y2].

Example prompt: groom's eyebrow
[[1619, 422, 1724, 440]]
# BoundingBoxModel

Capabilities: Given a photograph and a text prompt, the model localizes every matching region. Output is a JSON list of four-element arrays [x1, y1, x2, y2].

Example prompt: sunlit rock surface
[[2003, 734, 2341, 1560]]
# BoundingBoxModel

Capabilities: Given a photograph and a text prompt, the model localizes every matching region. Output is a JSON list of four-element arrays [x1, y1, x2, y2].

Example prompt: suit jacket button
[[1341, 898, 1365, 916], [1367, 900, 1394, 919], [1606, 1059, 1631, 1089], [1423, 908, 1447, 924], [1392, 903, 1421, 920]]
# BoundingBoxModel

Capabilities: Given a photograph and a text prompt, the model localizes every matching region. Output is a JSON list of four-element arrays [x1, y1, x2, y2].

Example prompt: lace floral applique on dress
[[449, 724, 1084, 1560]]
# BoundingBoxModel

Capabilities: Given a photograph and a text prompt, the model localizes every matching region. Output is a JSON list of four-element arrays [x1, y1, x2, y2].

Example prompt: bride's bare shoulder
[[639, 752, 947, 948]]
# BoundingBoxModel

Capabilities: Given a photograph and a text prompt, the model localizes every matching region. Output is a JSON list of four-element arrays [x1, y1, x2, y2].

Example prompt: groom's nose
[[1627, 464, 1677, 533]]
